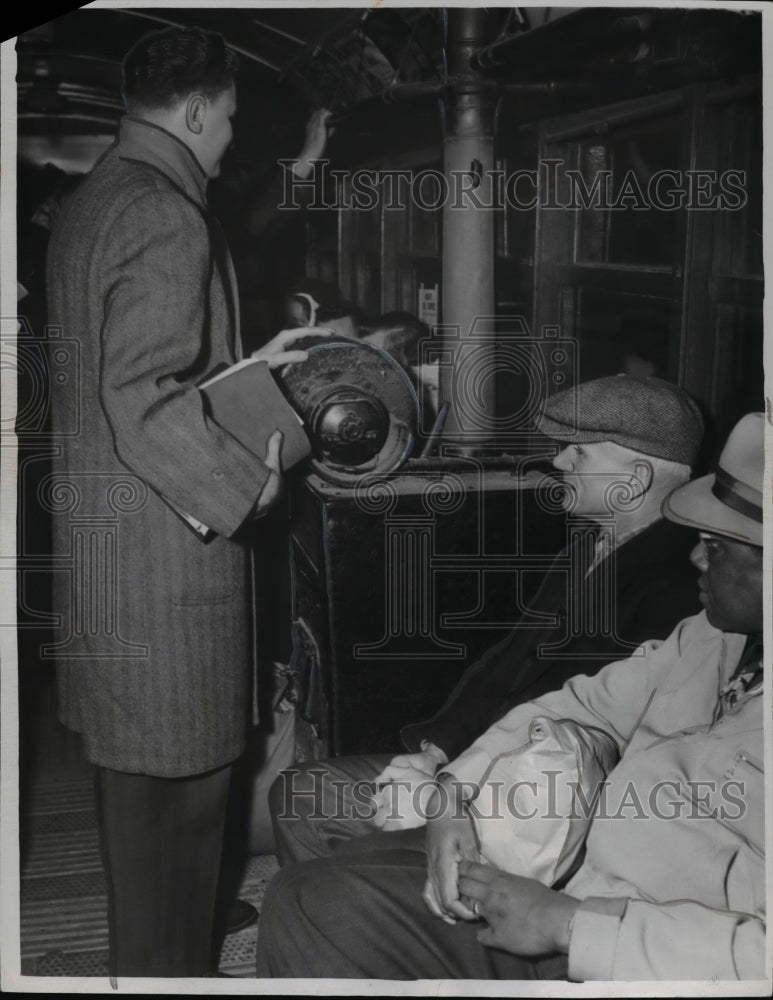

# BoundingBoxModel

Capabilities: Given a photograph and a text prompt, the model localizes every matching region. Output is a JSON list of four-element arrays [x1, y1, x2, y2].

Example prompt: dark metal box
[[289, 458, 565, 755]]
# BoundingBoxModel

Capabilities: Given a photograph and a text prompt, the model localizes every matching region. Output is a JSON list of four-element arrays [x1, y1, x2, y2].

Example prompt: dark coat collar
[[117, 116, 208, 208], [608, 516, 697, 578]]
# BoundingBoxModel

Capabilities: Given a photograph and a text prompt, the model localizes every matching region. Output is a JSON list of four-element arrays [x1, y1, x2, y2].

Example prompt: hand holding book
[[164, 354, 315, 540], [198, 357, 311, 474], [251, 428, 284, 519]]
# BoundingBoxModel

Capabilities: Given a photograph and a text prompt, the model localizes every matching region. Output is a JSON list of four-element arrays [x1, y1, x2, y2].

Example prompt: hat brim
[[537, 414, 599, 443], [662, 474, 762, 547]]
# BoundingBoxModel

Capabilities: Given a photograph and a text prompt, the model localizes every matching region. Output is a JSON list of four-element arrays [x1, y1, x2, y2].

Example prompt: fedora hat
[[662, 412, 764, 546]]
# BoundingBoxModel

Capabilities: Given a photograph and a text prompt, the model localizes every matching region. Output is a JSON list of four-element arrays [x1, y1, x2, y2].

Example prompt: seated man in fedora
[[270, 375, 704, 863], [257, 411, 765, 982]]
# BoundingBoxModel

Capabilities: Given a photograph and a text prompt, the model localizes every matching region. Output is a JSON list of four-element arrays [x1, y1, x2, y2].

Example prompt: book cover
[[199, 358, 311, 472]]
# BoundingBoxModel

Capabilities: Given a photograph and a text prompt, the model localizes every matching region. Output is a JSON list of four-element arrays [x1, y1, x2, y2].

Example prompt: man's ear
[[185, 94, 207, 135], [630, 459, 653, 497]]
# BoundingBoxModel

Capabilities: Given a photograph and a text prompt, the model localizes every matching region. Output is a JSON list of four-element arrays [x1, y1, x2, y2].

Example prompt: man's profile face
[[690, 533, 763, 634], [198, 84, 236, 178], [552, 440, 646, 519]]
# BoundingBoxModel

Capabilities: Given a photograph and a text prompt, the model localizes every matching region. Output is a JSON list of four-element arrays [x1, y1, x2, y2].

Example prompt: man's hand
[[250, 326, 332, 369], [457, 860, 580, 957], [369, 747, 449, 831], [252, 428, 284, 518], [370, 766, 436, 831], [423, 775, 479, 924], [292, 108, 334, 180], [373, 747, 446, 786]]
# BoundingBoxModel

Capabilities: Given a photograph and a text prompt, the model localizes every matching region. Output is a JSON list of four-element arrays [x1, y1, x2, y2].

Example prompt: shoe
[[225, 898, 258, 935]]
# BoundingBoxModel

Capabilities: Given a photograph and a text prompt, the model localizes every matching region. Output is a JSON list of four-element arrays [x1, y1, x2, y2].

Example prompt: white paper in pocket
[[468, 716, 619, 885]]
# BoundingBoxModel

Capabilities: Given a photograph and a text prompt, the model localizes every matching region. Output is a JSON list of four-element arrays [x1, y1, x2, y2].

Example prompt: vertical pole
[[441, 8, 498, 447]]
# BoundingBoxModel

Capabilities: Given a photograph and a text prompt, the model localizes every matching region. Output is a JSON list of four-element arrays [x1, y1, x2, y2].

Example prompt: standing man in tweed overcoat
[[45, 26, 312, 977]]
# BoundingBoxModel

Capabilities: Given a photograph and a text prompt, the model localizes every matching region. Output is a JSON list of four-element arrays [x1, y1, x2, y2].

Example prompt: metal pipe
[[440, 8, 498, 448], [250, 17, 305, 47]]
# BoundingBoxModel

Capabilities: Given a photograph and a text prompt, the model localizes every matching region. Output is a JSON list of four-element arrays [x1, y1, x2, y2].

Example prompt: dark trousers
[[95, 763, 232, 977], [256, 839, 564, 980], [269, 754, 391, 866]]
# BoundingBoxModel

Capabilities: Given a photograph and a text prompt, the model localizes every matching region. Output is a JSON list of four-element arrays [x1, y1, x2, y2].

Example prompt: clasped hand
[[457, 861, 580, 957], [421, 777, 580, 955], [370, 750, 440, 831]]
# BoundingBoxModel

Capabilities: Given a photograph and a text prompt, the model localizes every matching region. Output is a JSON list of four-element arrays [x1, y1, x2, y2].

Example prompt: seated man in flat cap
[[258, 412, 765, 982], [270, 375, 704, 863]]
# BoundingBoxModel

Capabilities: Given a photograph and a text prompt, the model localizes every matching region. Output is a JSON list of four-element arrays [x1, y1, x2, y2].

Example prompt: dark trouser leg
[[256, 848, 538, 980], [269, 754, 392, 866], [95, 763, 232, 977]]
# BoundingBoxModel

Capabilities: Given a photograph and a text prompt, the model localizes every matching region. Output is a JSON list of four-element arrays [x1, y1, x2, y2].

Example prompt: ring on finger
[[472, 900, 480, 917]]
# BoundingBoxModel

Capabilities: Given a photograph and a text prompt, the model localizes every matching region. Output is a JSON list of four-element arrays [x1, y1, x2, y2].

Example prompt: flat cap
[[537, 375, 704, 465]]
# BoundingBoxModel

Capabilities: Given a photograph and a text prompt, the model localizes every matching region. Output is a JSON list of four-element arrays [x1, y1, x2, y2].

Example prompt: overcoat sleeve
[[99, 187, 271, 537]]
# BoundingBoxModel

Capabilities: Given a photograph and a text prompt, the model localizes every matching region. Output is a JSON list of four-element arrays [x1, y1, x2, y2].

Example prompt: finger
[[264, 429, 284, 469], [458, 874, 489, 901], [372, 764, 399, 786], [267, 350, 308, 369], [253, 473, 281, 517], [435, 852, 458, 908], [459, 893, 486, 921], [436, 856, 475, 921], [370, 785, 387, 806], [458, 860, 495, 882], [422, 880, 456, 925], [269, 327, 334, 351], [273, 328, 314, 348], [446, 896, 478, 921]]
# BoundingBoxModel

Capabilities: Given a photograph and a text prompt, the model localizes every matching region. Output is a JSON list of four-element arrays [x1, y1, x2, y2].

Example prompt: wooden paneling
[[302, 75, 761, 438]]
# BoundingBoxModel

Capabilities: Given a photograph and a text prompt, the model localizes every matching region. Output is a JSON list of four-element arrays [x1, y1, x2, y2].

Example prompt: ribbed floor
[[19, 775, 279, 978]]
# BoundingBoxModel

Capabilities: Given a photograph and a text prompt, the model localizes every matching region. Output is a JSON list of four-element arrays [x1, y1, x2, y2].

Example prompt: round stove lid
[[280, 336, 419, 485]]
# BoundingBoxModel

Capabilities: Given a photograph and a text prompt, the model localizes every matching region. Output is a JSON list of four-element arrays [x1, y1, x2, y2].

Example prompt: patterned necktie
[[719, 634, 763, 714]]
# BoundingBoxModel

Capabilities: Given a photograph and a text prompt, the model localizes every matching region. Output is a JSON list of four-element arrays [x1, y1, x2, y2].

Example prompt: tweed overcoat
[[46, 117, 271, 777]]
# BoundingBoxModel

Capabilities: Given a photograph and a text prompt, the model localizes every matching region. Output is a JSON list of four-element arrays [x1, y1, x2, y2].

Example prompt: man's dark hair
[[316, 300, 364, 328], [366, 311, 429, 367], [122, 27, 239, 112]]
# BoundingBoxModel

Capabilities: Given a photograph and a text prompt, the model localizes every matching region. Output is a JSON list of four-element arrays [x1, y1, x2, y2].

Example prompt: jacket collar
[[117, 116, 208, 208], [586, 515, 696, 587]]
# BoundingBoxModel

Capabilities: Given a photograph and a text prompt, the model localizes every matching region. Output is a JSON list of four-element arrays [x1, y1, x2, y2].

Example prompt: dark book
[[199, 358, 311, 472], [159, 360, 310, 542]]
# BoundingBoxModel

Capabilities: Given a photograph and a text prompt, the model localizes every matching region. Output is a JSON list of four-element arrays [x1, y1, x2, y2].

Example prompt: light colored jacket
[[449, 612, 765, 981]]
